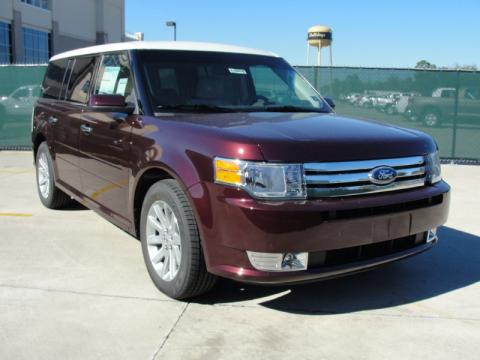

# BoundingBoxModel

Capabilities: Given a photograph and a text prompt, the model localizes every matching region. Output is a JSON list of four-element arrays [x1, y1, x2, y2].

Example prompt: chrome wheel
[[37, 152, 50, 199], [424, 113, 438, 127], [146, 200, 182, 282]]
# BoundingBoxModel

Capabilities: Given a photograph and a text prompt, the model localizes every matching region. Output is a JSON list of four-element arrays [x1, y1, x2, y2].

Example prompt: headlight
[[425, 151, 441, 184], [214, 157, 306, 199]]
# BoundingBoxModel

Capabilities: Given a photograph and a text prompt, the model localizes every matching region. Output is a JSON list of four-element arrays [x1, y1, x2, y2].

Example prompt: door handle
[[48, 116, 58, 125], [80, 124, 92, 135]]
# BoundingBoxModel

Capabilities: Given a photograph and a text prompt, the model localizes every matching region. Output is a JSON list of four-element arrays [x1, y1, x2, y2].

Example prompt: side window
[[42, 59, 68, 99], [66, 56, 96, 104], [93, 53, 135, 103]]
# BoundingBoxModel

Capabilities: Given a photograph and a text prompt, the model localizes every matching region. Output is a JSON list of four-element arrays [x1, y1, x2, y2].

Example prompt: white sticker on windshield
[[228, 68, 247, 75]]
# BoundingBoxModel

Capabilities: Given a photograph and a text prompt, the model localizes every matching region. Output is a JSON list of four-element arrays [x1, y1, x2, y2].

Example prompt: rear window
[[42, 59, 68, 99], [66, 56, 96, 104]]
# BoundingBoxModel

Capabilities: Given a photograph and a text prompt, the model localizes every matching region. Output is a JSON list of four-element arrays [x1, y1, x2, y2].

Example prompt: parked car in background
[[407, 87, 480, 127], [32, 41, 449, 299], [358, 94, 376, 108], [346, 93, 363, 105], [0, 85, 41, 130], [396, 92, 421, 114], [375, 92, 402, 114]]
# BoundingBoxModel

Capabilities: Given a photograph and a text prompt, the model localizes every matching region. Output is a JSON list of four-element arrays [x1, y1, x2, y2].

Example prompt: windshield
[[136, 50, 331, 113]]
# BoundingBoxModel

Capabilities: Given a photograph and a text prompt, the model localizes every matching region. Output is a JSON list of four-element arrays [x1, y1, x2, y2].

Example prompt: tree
[[415, 60, 437, 69]]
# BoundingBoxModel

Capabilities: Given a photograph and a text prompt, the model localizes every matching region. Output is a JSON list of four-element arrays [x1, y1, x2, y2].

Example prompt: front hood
[[160, 112, 436, 162]]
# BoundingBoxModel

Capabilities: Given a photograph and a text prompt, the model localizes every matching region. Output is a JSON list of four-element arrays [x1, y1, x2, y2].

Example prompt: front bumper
[[188, 181, 450, 284]]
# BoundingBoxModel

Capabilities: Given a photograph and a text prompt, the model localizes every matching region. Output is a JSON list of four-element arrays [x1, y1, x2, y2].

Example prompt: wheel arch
[[422, 105, 442, 118], [33, 132, 47, 160], [131, 164, 201, 239]]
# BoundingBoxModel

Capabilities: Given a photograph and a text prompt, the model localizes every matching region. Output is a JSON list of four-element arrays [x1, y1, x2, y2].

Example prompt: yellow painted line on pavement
[[0, 169, 33, 174], [0, 213, 33, 217]]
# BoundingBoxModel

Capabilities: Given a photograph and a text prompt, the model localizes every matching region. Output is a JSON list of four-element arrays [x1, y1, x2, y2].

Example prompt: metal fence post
[[451, 71, 460, 158]]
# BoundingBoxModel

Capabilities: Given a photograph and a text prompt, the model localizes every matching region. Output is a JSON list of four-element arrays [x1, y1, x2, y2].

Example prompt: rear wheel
[[35, 142, 72, 209], [140, 179, 216, 299]]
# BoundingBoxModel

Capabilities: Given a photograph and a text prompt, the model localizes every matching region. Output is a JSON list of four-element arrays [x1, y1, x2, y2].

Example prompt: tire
[[35, 142, 72, 209], [422, 108, 441, 127], [140, 179, 217, 299]]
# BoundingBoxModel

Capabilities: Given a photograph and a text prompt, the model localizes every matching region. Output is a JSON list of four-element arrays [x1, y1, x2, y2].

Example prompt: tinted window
[[42, 59, 68, 99], [250, 66, 289, 99], [67, 56, 96, 104], [93, 53, 135, 103], [137, 50, 328, 113]]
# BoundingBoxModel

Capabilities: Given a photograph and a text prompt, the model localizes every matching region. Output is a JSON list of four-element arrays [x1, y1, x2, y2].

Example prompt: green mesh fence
[[0, 65, 46, 148], [0, 65, 479, 160], [296, 66, 480, 160]]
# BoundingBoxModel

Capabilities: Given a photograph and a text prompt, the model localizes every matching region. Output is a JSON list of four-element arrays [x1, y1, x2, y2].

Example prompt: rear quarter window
[[42, 59, 68, 99]]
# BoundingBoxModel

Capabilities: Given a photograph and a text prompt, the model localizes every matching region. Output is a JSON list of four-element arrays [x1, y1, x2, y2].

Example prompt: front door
[[79, 53, 135, 227]]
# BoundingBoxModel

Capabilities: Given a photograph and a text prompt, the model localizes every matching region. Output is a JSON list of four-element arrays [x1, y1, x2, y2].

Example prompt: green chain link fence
[[0, 64, 479, 160], [296, 66, 480, 161], [0, 65, 46, 149]]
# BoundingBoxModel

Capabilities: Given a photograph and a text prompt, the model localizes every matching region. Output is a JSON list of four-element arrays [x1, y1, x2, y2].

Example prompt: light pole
[[166, 21, 176, 41]]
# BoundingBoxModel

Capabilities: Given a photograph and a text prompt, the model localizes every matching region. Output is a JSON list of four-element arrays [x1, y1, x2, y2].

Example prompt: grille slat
[[304, 156, 426, 198], [305, 166, 425, 185]]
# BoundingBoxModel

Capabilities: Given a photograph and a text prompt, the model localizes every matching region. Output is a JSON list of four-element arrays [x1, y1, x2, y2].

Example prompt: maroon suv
[[32, 42, 450, 299]]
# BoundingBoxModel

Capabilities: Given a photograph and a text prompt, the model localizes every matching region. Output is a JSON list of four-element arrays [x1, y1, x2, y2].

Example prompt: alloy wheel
[[37, 152, 50, 199], [145, 200, 182, 282], [424, 113, 438, 127]]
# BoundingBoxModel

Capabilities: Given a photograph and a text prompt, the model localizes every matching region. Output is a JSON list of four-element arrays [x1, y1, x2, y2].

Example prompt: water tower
[[307, 25, 333, 66]]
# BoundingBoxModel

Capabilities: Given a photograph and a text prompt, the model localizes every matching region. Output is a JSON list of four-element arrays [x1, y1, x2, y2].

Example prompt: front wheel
[[422, 109, 441, 127], [35, 142, 72, 209], [140, 179, 217, 299]]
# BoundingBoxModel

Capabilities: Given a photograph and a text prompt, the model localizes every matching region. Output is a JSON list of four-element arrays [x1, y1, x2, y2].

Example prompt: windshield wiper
[[155, 104, 237, 113], [261, 105, 328, 113]]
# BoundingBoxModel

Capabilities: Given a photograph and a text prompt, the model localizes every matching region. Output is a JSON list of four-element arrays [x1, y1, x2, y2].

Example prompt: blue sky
[[125, 0, 479, 68]]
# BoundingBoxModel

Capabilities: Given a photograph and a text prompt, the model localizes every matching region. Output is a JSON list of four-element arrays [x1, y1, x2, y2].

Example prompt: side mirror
[[324, 96, 336, 109], [89, 94, 135, 114]]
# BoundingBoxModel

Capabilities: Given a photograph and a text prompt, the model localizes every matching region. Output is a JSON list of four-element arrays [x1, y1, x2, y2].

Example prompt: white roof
[[50, 41, 279, 61]]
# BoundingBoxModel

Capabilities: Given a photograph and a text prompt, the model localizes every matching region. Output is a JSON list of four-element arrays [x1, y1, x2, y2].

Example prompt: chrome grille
[[304, 156, 426, 198]]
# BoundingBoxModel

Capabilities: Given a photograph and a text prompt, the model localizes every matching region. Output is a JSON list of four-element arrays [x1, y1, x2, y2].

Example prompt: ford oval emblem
[[369, 166, 397, 185]]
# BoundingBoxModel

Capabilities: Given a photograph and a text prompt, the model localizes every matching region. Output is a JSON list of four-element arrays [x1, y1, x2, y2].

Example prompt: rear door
[[53, 56, 96, 194], [39, 58, 81, 192], [78, 52, 135, 227]]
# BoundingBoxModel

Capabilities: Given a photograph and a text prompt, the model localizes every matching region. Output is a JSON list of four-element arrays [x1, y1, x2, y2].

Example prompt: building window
[[23, 27, 50, 64], [0, 22, 12, 64], [21, 0, 49, 10]]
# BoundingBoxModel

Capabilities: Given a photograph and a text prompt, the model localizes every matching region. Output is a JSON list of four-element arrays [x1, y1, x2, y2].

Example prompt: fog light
[[247, 251, 308, 272], [427, 228, 438, 243]]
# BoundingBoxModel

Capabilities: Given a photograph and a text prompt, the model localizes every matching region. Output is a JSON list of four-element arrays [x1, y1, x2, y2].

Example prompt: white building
[[0, 0, 125, 64]]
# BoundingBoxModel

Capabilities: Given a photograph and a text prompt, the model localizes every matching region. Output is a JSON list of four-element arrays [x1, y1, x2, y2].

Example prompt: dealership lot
[[0, 151, 479, 360]]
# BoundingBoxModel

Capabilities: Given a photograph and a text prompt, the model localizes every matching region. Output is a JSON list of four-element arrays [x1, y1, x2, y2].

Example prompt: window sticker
[[116, 78, 128, 96], [228, 68, 247, 75], [98, 66, 120, 94]]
